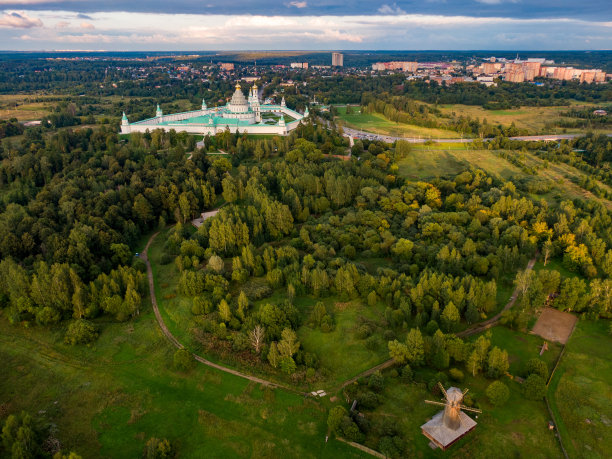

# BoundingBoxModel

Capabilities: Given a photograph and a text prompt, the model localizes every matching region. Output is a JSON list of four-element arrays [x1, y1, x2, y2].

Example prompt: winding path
[[140, 231, 300, 393], [334, 255, 538, 390]]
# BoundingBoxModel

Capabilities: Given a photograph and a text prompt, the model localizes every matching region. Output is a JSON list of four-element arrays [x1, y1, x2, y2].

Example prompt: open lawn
[[0, 304, 368, 458], [548, 320, 612, 459], [298, 299, 390, 387], [335, 106, 463, 139], [397, 149, 523, 181], [437, 103, 610, 136], [0, 94, 61, 121]]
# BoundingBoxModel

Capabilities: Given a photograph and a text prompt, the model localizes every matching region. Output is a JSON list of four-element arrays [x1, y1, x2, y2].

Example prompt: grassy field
[[335, 106, 463, 139], [397, 147, 612, 210], [0, 301, 368, 458], [0, 94, 61, 121], [548, 320, 612, 459], [397, 148, 523, 181], [360, 325, 563, 457], [298, 299, 390, 387], [437, 103, 610, 135]]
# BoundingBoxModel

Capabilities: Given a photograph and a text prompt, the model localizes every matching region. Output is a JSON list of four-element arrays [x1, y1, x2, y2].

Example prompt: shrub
[[400, 364, 413, 383], [486, 381, 510, 406], [64, 320, 98, 345], [173, 348, 195, 372], [449, 368, 464, 382], [368, 371, 385, 393], [327, 406, 346, 434], [523, 374, 547, 401], [143, 437, 174, 458], [525, 358, 548, 380]]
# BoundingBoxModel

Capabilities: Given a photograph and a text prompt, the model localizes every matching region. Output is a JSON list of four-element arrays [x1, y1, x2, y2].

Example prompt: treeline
[[306, 76, 611, 106]]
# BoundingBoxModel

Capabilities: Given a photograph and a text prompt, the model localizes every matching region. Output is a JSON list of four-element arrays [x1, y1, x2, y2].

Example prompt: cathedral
[[121, 83, 307, 136]]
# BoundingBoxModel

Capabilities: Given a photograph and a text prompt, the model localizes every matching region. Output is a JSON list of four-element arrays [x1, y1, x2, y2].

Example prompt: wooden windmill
[[421, 383, 482, 450]]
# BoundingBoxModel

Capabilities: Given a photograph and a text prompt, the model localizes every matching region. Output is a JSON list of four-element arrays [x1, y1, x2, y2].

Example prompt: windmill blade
[[425, 400, 448, 407], [460, 405, 482, 413], [437, 382, 448, 400]]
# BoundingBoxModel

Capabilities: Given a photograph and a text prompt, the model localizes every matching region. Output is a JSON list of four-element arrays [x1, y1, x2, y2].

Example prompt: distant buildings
[[219, 63, 235, 71], [372, 61, 418, 72], [332, 52, 343, 67], [290, 62, 309, 69], [472, 57, 608, 84]]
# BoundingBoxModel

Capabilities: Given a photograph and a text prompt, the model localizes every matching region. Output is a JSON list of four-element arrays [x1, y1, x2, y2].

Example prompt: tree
[[486, 346, 509, 378], [173, 348, 195, 372], [208, 254, 224, 273], [327, 406, 347, 434], [441, 302, 460, 332], [237, 291, 249, 320], [486, 381, 510, 406], [388, 340, 410, 364], [405, 328, 424, 366], [218, 299, 232, 323], [525, 358, 548, 380], [64, 320, 98, 345], [267, 342, 280, 368], [249, 325, 265, 354], [467, 350, 482, 377], [543, 239, 554, 266], [523, 374, 547, 400], [143, 437, 174, 459]]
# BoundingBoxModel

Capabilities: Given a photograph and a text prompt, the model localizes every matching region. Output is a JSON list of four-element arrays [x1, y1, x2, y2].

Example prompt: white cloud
[[474, 0, 519, 4], [286, 1, 307, 8], [80, 21, 94, 29], [0, 11, 42, 28], [378, 3, 406, 15], [7, 10, 612, 50]]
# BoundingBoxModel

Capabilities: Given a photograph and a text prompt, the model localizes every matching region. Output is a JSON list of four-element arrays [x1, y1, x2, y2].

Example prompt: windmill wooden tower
[[421, 383, 482, 450]]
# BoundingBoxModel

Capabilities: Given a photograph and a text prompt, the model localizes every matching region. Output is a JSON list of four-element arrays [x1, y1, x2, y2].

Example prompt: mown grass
[[549, 320, 612, 459], [335, 106, 463, 139], [0, 306, 368, 458]]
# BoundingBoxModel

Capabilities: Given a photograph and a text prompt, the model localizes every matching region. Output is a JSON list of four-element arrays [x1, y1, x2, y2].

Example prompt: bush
[[173, 348, 195, 372], [523, 374, 547, 401], [368, 371, 385, 393], [449, 368, 464, 382], [400, 364, 413, 383], [64, 320, 98, 345], [143, 437, 174, 458], [486, 381, 510, 406], [358, 391, 380, 410], [525, 358, 548, 380]]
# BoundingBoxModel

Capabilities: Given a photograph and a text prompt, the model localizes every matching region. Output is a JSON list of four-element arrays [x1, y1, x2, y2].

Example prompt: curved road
[[140, 231, 302, 394], [338, 123, 611, 145]]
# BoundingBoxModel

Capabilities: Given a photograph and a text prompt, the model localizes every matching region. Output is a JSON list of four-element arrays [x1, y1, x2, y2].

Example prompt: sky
[[0, 1, 610, 51]]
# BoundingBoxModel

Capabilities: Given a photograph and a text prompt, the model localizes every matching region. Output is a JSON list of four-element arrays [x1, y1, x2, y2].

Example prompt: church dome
[[229, 84, 249, 113]]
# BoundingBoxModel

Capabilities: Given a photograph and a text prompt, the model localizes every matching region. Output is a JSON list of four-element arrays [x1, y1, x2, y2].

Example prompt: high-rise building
[[332, 52, 343, 67]]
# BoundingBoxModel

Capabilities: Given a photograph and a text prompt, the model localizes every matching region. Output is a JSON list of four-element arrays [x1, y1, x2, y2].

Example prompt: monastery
[[121, 83, 307, 136]]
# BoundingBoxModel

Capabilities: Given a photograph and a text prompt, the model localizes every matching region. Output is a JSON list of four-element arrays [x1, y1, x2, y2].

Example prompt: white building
[[121, 83, 307, 136]]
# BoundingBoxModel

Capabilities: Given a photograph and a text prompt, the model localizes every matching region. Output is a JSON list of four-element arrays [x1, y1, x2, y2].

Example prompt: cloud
[[378, 3, 406, 14], [55, 19, 68, 27], [80, 21, 93, 29], [286, 1, 307, 7], [0, 11, 42, 27]]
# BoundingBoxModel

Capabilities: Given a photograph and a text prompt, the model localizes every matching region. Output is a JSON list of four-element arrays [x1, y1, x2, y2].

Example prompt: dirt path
[[141, 231, 301, 393], [333, 256, 538, 391], [456, 256, 537, 338]]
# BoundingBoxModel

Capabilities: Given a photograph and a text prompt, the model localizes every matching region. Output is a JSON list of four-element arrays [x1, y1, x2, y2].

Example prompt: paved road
[[140, 231, 302, 393], [338, 124, 611, 145]]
